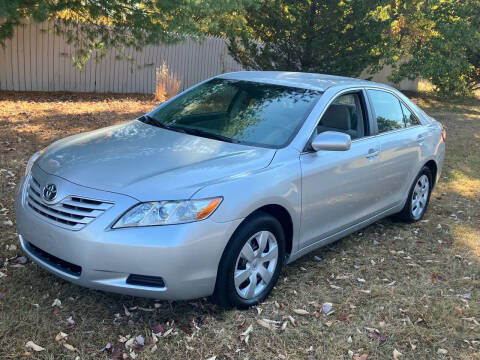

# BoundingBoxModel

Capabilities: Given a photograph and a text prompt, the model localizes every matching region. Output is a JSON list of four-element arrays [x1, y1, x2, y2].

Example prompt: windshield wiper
[[140, 115, 239, 144], [139, 115, 187, 134], [175, 127, 240, 144]]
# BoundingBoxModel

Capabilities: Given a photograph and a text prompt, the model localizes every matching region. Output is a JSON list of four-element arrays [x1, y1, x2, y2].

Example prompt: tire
[[212, 211, 285, 309], [393, 166, 433, 223]]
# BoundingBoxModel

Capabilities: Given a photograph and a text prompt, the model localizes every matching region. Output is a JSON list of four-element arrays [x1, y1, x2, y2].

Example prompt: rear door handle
[[366, 149, 379, 159], [417, 134, 425, 144]]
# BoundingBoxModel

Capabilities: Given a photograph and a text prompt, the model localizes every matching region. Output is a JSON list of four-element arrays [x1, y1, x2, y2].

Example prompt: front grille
[[26, 241, 82, 277], [126, 274, 166, 288], [26, 176, 113, 231]]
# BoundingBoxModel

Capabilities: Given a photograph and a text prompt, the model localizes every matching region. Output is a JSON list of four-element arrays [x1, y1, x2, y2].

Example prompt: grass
[[0, 91, 479, 360]]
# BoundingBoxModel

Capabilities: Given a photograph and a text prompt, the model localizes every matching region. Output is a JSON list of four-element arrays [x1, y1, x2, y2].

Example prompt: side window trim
[[363, 88, 378, 135], [399, 99, 422, 127]]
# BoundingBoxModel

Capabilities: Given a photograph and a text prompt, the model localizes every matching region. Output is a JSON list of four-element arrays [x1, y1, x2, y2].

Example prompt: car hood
[[37, 120, 276, 201]]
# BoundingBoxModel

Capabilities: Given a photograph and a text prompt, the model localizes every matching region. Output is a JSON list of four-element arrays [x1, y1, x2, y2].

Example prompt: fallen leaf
[[135, 335, 144, 346], [152, 324, 165, 335], [26, 341, 45, 352], [239, 324, 253, 343], [284, 315, 296, 327], [368, 331, 388, 343], [163, 328, 173, 337], [63, 343, 77, 351], [55, 332, 68, 342], [293, 309, 309, 316], [125, 337, 135, 348], [51, 298, 61, 307], [353, 354, 368, 360], [393, 349, 402, 359], [322, 303, 333, 314], [99, 342, 112, 352], [357, 289, 371, 294], [67, 316, 75, 325], [257, 318, 279, 330], [240, 325, 253, 337], [437, 348, 448, 355]]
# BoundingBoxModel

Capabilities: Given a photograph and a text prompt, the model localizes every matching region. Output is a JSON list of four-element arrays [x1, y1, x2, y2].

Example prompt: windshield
[[144, 79, 322, 148]]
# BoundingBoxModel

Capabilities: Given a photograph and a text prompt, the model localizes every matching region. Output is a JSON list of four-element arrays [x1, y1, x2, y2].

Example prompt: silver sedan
[[15, 71, 446, 308]]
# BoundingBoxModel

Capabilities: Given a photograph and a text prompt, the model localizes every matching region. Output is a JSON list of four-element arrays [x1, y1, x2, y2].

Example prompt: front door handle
[[366, 149, 379, 159], [416, 134, 425, 144]]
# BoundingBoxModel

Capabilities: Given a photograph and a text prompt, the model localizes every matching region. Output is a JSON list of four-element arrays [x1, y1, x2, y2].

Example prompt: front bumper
[[15, 166, 242, 300]]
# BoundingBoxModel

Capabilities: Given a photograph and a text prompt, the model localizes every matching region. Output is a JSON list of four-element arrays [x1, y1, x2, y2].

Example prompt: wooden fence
[[0, 21, 243, 94]]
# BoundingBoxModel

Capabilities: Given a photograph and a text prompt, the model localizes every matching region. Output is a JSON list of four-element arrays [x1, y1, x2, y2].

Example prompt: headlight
[[24, 150, 44, 176], [113, 197, 223, 228]]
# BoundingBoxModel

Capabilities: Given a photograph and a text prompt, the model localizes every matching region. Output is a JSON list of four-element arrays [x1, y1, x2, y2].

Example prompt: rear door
[[366, 89, 425, 210], [299, 90, 383, 248]]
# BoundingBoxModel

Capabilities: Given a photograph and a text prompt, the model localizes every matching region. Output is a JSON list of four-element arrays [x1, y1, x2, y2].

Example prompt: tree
[[378, 0, 480, 95], [223, 0, 391, 77], [0, 0, 245, 68]]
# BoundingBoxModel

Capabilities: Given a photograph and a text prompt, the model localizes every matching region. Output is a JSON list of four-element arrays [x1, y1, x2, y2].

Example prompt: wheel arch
[[220, 203, 294, 261], [423, 159, 438, 188]]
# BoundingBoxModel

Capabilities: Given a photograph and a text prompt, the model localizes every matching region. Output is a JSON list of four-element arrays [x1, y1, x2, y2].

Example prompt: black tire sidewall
[[216, 212, 285, 309]]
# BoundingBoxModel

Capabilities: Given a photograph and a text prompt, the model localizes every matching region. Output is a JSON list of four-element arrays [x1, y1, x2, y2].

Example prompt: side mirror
[[311, 131, 352, 151]]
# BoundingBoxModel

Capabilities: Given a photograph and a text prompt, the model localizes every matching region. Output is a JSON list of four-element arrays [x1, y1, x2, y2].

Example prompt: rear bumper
[[15, 167, 242, 300]]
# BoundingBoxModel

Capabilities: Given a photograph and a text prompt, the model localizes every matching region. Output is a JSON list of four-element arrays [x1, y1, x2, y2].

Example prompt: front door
[[299, 91, 383, 248]]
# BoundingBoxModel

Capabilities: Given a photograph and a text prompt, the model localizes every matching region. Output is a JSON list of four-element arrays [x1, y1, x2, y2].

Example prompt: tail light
[[441, 126, 446, 142]]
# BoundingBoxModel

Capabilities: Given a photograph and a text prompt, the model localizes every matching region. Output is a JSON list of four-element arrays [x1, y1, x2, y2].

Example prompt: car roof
[[218, 71, 391, 92]]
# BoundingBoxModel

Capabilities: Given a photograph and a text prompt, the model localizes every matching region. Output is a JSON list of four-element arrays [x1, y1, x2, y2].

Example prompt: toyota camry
[[15, 71, 446, 308]]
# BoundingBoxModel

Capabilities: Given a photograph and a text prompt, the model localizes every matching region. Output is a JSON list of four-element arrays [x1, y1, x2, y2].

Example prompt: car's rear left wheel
[[212, 212, 285, 309], [393, 166, 433, 222]]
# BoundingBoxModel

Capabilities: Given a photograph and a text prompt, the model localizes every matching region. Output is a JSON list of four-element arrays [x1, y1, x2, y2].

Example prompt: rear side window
[[400, 102, 421, 127], [368, 90, 405, 133]]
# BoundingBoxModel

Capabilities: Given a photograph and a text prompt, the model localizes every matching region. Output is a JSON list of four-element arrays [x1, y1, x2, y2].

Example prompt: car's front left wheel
[[212, 212, 285, 309]]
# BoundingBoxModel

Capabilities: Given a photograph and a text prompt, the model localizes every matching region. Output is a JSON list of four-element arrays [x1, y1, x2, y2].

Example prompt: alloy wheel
[[234, 231, 279, 299], [411, 174, 429, 219]]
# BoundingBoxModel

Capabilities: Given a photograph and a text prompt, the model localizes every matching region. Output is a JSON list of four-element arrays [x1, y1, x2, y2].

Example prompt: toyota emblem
[[42, 183, 57, 202]]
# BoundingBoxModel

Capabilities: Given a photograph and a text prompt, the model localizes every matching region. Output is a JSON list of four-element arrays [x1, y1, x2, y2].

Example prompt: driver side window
[[316, 93, 366, 140]]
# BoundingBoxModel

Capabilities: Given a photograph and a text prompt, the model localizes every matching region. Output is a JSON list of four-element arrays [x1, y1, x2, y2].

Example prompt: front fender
[[192, 149, 302, 252]]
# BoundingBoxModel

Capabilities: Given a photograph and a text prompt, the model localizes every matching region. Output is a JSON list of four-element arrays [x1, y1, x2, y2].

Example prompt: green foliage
[[381, 0, 480, 95], [0, 0, 245, 68], [223, 0, 391, 77], [1, 0, 479, 96]]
